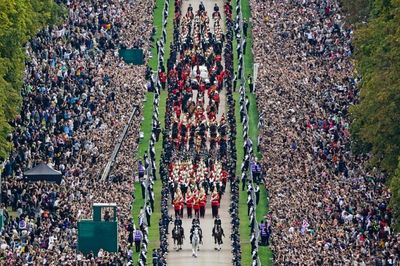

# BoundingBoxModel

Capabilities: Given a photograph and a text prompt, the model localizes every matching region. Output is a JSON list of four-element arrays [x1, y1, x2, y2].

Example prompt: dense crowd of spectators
[[0, 0, 155, 264], [251, 0, 399, 264], [4, 0, 396, 264]]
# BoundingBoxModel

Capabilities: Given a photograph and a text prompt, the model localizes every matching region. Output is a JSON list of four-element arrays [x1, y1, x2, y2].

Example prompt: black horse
[[172, 224, 185, 251], [212, 224, 225, 251]]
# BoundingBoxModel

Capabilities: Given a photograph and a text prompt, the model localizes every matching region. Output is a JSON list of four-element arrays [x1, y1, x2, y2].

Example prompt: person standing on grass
[[149, 184, 155, 211], [159, 69, 167, 90], [129, 228, 134, 248], [247, 193, 253, 216], [134, 229, 143, 252], [152, 249, 159, 266], [146, 202, 152, 227], [247, 74, 253, 92], [254, 184, 260, 205], [139, 207, 147, 230], [138, 161, 145, 199], [259, 220, 268, 246], [233, 72, 237, 91], [241, 172, 247, 191]]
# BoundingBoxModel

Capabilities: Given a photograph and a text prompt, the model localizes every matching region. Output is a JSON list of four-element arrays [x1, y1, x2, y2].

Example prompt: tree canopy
[[0, 0, 64, 159], [350, 0, 400, 174], [349, 0, 400, 227]]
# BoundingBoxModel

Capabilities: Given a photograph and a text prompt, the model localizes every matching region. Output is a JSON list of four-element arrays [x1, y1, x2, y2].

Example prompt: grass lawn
[[148, 90, 167, 253], [256, 186, 273, 264], [247, 93, 261, 159], [133, 0, 173, 261], [240, 0, 254, 80], [235, 91, 272, 265], [132, 90, 167, 263], [164, 0, 175, 63], [149, 0, 166, 70], [233, 1, 272, 263], [234, 92, 252, 265], [137, 93, 156, 158]]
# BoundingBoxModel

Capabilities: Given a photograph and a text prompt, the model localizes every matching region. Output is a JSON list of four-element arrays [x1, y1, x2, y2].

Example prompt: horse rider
[[212, 216, 225, 244], [214, 3, 219, 12], [190, 222, 203, 244], [192, 216, 200, 226], [214, 215, 222, 226], [174, 215, 183, 228]]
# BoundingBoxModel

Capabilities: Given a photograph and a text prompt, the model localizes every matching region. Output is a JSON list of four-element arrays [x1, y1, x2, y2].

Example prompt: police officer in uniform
[[152, 249, 159, 266]]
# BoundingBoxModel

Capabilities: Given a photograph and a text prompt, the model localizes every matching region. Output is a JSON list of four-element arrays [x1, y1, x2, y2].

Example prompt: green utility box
[[78, 203, 118, 255], [119, 48, 144, 65]]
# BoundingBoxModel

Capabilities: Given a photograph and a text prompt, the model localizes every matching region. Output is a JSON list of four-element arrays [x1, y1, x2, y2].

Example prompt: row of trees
[[345, 0, 400, 229], [0, 0, 64, 158]]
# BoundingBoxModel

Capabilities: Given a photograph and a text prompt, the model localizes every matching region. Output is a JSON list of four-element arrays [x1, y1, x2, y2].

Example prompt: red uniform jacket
[[211, 193, 220, 207], [186, 196, 193, 208], [199, 194, 207, 207]]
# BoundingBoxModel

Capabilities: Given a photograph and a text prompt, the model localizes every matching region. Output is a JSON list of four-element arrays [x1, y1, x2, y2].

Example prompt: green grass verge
[[241, 0, 272, 261], [234, 92, 251, 265], [148, 90, 167, 253], [149, 0, 166, 70], [164, 0, 175, 63], [232, 1, 256, 256], [132, 90, 167, 262], [241, 0, 254, 80], [247, 93, 261, 159], [134, 0, 172, 260], [256, 186, 273, 264], [235, 93, 272, 265], [138, 93, 156, 158]]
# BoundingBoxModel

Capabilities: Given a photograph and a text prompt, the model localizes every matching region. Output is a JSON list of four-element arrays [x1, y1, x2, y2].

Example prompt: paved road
[[166, 184, 232, 265], [166, 0, 232, 265]]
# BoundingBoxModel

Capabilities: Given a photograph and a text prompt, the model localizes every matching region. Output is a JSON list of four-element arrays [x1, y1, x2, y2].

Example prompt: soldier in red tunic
[[199, 188, 207, 218], [186, 190, 194, 218], [193, 192, 200, 218], [211, 188, 220, 218]]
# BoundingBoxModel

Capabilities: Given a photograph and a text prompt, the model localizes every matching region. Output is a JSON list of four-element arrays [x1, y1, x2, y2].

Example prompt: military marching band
[[166, 1, 228, 223]]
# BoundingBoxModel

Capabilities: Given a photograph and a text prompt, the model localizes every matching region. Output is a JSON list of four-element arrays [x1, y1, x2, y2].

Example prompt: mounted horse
[[172, 224, 185, 251], [191, 226, 202, 257], [212, 224, 225, 251]]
